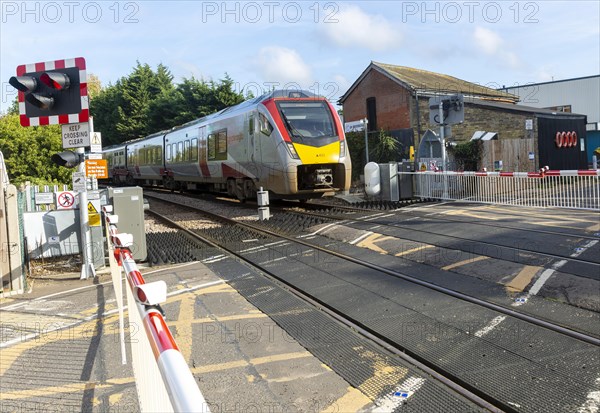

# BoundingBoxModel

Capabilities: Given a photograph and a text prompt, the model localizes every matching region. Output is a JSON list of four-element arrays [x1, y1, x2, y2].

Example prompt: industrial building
[[499, 76, 600, 166]]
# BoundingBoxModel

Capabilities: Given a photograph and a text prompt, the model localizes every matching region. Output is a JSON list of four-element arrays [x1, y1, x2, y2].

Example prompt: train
[[103, 90, 351, 201]]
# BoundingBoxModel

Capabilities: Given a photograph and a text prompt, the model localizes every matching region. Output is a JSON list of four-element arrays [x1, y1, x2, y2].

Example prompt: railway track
[[144, 192, 600, 413]]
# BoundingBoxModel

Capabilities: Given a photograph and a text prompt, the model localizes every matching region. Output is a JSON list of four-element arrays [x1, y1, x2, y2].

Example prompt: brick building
[[339, 62, 587, 171]]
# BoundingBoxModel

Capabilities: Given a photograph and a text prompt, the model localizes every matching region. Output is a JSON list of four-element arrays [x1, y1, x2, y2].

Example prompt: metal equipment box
[[379, 163, 399, 202], [107, 187, 147, 261], [397, 162, 415, 200]]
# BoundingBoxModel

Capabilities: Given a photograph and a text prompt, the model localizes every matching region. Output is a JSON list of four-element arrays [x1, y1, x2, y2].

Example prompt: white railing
[[103, 206, 210, 412], [409, 170, 600, 210]]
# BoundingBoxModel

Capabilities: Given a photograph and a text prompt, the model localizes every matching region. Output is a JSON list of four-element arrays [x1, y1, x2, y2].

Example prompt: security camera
[[134, 281, 167, 306]]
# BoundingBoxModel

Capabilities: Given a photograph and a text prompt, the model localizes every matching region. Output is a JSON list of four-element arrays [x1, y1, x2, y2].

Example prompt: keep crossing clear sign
[[61, 122, 90, 148]]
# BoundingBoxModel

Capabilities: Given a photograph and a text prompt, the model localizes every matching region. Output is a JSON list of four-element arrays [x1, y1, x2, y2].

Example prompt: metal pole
[[79, 117, 96, 279], [439, 102, 449, 198], [439, 102, 446, 171], [363, 118, 369, 164]]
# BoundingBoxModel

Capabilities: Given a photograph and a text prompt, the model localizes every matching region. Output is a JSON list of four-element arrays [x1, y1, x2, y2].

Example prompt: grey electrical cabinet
[[398, 162, 415, 200], [379, 163, 399, 202], [108, 187, 147, 261]]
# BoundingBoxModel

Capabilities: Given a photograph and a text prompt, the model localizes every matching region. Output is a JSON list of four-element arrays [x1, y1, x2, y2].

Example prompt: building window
[[366, 97, 377, 132]]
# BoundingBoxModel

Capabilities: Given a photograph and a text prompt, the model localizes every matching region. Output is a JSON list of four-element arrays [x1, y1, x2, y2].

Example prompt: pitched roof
[[339, 61, 519, 103]]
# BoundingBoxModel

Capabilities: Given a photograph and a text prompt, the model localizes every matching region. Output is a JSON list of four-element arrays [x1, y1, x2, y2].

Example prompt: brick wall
[[343, 70, 413, 131], [413, 99, 535, 143]]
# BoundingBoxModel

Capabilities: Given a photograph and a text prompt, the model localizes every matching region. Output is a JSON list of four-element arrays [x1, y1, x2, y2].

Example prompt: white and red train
[[104, 90, 351, 200]]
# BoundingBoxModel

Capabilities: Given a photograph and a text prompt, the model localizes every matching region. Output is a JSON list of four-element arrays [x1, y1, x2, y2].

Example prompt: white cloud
[[254, 46, 313, 86], [473, 27, 521, 69], [320, 5, 402, 51], [473, 27, 503, 55]]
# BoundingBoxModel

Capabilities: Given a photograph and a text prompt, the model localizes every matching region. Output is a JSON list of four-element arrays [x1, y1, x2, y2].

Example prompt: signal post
[[9, 56, 99, 279]]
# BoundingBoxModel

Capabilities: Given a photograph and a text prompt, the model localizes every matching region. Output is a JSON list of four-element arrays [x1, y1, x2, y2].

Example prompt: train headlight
[[339, 140, 346, 158], [286, 142, 300, 159]]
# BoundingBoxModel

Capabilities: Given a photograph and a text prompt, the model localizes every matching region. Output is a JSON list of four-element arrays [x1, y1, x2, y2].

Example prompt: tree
[[371, 129, 401, 164], [91, 63, 246, 145], [0, 114, 71, 185]]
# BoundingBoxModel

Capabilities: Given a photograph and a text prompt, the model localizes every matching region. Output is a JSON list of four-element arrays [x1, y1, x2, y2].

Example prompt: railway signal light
[[51, 151, 84, 168], [8, 57, 88, 127]]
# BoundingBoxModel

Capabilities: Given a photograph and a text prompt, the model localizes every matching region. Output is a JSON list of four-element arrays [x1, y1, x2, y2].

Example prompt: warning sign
[[56, 191, 77, 210], [88, 200, 101, 227], [89, 213, 101, 227], [85, 159, 108, 179]]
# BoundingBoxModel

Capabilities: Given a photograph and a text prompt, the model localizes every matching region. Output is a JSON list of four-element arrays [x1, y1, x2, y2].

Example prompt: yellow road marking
[[191, 351, 312, 374], [395, 245, 434, 257], [357, 233, 396, 254], [587, 221, 600, 232], [482, 206, 597, 223], [1, 313, 120, 375], [109, 393, 124, 405], [443, 209, 501, 221], [353, 347, 408, 399], [505, 266, 541, 293], [528, 221, 587, 231], [321, 387, 372, 413], [0, 376, 134, 401], [175, 293, 196, 363], [442, 255, 489, 271]]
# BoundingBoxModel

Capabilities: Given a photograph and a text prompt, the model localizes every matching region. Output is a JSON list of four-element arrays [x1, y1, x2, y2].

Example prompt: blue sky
[[1, 1, 599, 113]]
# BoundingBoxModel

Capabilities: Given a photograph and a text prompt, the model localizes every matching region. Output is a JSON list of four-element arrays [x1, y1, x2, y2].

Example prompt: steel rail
[[146, 205, 507, 413], [145, 193, 600, 349]]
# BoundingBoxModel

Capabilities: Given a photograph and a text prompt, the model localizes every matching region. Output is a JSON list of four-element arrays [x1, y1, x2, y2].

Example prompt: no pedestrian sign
[[56, 191, 77, 210], [62, 122, 90, 148]]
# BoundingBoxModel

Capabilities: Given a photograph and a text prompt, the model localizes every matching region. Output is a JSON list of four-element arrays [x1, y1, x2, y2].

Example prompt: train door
[[249, 113, 261, 163]]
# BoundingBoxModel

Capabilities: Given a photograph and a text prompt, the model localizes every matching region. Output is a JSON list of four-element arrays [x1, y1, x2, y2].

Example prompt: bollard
[[257, 187, 270, 220]]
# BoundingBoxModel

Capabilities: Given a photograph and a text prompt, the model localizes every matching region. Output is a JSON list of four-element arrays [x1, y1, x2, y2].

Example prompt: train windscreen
[[276, 101, 338, 146]]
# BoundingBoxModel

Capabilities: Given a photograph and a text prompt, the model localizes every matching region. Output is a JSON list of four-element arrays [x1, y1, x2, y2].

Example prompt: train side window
[[178, 142, 183, 163], [208, 133, 216, 160], [184, 140, 190, 161], [259, 113, 273, 136], [249, 115, 255, 135], [191, 138, 198, 161], [217, 131, 227, 155], [157, 147, 162, 165], [166, 144, 171, 162]]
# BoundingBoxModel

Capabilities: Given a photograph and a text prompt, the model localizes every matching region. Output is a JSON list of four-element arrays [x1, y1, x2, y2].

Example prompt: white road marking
[[373, 376, 426, 412], [571, 240, 599, 258], [298, 222, 342, 238], [350, 232, 373, 245], [513, 259, 568, 306], [474, 316, 507, 338], [578, 377, 600, 413]]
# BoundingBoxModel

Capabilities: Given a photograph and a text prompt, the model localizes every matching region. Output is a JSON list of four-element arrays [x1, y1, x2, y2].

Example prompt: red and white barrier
[[103, 206, 209, 412], [409, 169, 600, 210]]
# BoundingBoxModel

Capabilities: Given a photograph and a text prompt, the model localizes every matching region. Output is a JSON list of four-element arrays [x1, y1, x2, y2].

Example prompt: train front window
[[276, 101, 337, 144]]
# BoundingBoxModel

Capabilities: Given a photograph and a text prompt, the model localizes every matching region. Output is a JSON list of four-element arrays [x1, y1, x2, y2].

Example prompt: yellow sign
[[87, 201, 101, 226], [87, 202, 98, 214], [89, 213, 101, 227], [85, 159, 108, 179]]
